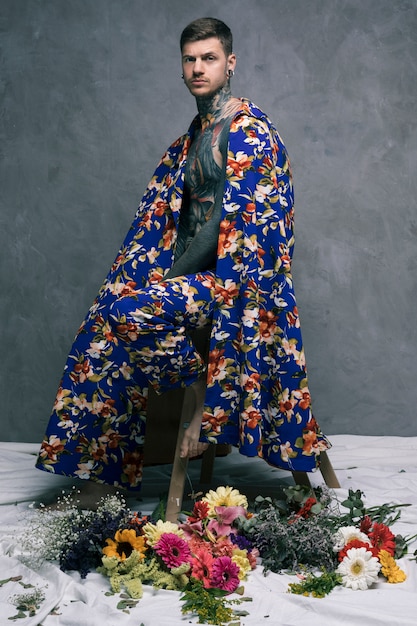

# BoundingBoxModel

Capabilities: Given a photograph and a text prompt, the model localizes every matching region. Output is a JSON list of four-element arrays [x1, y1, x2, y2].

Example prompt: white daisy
[[336, 547, 381, 590], [333, 526, 371, 551]]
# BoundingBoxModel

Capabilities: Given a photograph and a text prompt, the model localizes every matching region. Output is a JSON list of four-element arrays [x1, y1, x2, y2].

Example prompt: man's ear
[[227, 53, 237, 73]]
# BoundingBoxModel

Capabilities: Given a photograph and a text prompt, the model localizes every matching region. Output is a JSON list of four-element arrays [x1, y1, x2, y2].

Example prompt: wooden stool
[[144, 327, 340, 522], [144, 327, 229, 521]]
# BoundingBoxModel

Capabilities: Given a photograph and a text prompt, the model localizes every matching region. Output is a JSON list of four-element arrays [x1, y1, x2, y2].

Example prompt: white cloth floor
[[0, 435, 416, 625]]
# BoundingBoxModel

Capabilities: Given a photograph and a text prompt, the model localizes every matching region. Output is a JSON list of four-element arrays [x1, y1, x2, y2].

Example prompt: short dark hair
[[180, 17, 233, 56]]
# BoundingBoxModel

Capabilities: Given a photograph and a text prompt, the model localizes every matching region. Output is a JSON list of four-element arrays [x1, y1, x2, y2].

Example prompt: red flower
[[188, 501, 210, 524], [295, 497, 317, 519], [338, 539, 374, 562], [191, 548, 214, 589], [359, 515, 373, 534], [369, 522, 396, 556]]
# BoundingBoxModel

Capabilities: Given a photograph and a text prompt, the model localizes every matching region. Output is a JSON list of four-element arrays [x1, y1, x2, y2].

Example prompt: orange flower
[[122, 450, 144, 486], [302, 429, 318, 454], [39, 435, 65, 461], [241, 408, 262, 429]]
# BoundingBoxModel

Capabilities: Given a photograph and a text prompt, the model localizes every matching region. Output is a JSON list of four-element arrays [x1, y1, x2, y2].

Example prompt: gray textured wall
[[1, 0, 416, 443]]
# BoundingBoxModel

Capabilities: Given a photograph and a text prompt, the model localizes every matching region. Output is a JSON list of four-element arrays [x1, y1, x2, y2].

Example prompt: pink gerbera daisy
[[210, 556, 240, 593], [154, 533, 192, 569]]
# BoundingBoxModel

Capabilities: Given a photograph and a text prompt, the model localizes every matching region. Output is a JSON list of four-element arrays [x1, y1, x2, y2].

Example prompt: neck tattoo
[[196, 83, 234, 129]]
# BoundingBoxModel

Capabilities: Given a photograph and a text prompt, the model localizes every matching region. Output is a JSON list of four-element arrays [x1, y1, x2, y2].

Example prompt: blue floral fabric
[[36, 100, 330, 489]]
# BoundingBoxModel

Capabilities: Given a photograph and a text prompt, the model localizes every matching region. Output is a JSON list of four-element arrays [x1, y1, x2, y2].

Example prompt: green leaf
[[8, 611, 27, 620], [18, 582, 35, 589], [1, 576, 22, 587]]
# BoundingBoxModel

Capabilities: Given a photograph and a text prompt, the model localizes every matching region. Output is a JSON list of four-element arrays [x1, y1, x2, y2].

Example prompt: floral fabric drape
[[36, 100, 330, 489]]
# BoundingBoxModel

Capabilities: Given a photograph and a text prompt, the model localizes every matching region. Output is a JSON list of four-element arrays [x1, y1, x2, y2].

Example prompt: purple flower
[[231, 533, 253, 552]]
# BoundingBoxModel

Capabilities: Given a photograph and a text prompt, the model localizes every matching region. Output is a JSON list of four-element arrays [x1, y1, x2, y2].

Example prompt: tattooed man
[[36, 18, 330, 506], [164, 22, 242, 459]]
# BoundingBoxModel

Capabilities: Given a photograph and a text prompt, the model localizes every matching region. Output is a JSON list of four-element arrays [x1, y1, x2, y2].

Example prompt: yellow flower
[[141, 520, 184, 547], [102, 529, 147, 562], [231, 548, 251, 580], [202, 486, 248, 516], [379, 549, 406, 583]]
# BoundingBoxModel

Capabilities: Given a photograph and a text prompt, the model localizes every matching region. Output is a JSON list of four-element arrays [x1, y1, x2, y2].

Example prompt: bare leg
[[180, 376, 209, 459]]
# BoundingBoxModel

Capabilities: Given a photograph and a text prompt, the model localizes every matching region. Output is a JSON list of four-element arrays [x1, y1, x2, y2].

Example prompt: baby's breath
[[9, 585, 46, 618], [20, 488, 132, 578]]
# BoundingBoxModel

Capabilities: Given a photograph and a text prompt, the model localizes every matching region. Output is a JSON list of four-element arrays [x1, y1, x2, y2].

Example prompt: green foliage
[[0, 577, 22, 588], [180, 580, 250, 625], [288, 569, 342, 598], [338, 488, 410, 527], [8, 584, 46, 620], [239, 488, 338, 574], [116, 594, 140, 613]]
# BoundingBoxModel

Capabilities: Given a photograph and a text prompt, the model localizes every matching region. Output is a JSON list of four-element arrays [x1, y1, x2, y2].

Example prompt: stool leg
[[292, 471, 312, 487], [319, 451, 341, 488], [165, 386, 194, 523], [200, 444, 216, 484], [292, 452, 340, 490]]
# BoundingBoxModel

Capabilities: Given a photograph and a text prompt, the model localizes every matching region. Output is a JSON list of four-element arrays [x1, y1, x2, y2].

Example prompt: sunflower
[[202, 486, 248, 516], [102, 528, 147, 561], [378, 549, 407, 583]]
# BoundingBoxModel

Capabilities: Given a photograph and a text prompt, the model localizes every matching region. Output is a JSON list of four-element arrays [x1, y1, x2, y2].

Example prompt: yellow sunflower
[[102, 528, 147, 561], [202, 486, 248, 515], [379, 549, 407, 583]]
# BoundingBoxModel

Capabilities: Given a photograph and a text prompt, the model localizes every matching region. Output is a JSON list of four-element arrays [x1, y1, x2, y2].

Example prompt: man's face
[[181, 37, 236, 98]]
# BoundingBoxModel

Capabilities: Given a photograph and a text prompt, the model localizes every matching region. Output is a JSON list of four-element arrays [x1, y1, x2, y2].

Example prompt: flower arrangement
[[19, 484, 414, 623], [238, 486, 412, 597], [21, 486, 255, 624]]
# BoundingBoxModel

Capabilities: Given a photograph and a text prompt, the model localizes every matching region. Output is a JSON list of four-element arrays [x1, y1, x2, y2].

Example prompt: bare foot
[[180, 377, 209, 459]]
